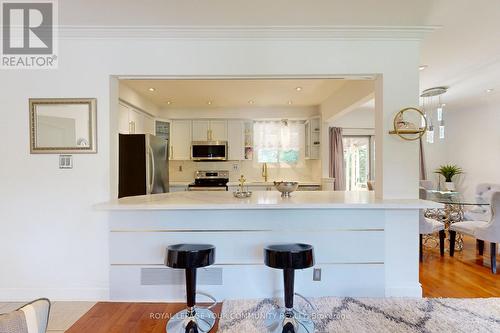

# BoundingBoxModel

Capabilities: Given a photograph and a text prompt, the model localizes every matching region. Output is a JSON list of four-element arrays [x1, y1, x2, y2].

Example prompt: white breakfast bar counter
[[97, 191, 442, 301]]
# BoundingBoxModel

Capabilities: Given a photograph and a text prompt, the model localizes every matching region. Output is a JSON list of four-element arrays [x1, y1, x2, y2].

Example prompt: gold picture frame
[[29, 98, 97, 154]]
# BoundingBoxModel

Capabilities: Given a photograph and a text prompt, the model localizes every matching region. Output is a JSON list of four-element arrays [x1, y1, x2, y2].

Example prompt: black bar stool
[[264, 243, 315, 333], [165, 244, 216, 333]]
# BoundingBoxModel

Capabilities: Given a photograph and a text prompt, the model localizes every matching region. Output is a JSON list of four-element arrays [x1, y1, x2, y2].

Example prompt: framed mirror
[[30, 98, 97, 153]]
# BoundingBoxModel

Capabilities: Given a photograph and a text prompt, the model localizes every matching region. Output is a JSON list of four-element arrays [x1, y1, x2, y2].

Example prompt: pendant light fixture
[[420, 87, 448, 143]]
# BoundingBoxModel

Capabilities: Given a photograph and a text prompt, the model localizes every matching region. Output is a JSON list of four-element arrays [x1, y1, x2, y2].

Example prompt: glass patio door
[[343, 136, 372, 191]]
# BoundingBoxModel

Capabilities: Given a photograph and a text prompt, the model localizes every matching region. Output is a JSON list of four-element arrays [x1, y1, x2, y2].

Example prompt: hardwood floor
[[66, 235, 498, 332], [420, 235, 500, 297], [66, 302, 222, 333]]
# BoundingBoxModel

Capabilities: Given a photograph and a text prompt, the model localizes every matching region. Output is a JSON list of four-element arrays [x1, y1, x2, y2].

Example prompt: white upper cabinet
[[305, 116, 321, 160], [209, 120, 228, 141], [118, 104, 130, 134], [128, 109, 144, 134], [227, 120, 244, 160], [170, 120, 192, 160], [191, 120, 227, 141], [118, 103, 155, 135], [192, 120, 210, 141]]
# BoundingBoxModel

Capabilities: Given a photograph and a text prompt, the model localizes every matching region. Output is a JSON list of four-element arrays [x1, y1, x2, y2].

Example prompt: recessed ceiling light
[[441, 103, 446, 107], [248, 100, 255, 104], [295, 87, 302, 91], [166, 101, 172, 105], [148, 87, 155, 92], [207, 100, 212, 105], [287, 100, 293, 105], [486, 88, 494, 93], [419, 65, 428, 71]]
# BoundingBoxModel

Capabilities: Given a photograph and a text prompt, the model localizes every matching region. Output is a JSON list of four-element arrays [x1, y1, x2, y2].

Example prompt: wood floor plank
[[420, 235, 500, 297], [67, 302, 222, 333]]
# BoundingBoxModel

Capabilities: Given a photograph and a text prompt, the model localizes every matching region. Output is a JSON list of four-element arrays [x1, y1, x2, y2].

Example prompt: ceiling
[[60, 1, 434, 26], [420, 0, 500, 108], [61, 0, 499, 109], [122, 79, 350, 108]]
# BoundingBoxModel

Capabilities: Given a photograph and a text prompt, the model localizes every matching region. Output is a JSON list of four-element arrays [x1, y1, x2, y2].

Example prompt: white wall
[[163, 105, 321, 182], [320, 80, 374, 122], [0, 31, 422, 301], [330, 105, 374, 133], [424, 93, 500, 197], [119, 82, 160, 116], [161, 105, 318, 119], [320, 83, 375, 178]]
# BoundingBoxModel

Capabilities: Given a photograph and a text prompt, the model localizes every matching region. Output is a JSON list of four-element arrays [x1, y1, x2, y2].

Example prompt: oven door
[[191, 141, 227, 161]]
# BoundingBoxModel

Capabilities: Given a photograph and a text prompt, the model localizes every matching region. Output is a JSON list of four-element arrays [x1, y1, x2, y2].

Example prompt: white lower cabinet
[[169, 185, 188, 192], [246, 185, 274, 191]]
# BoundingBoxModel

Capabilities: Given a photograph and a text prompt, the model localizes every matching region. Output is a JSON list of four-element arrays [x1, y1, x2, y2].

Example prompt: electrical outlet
[[313, 268, 321, 281], [178, 165, 183, 172], [232, 163, 239, 171]]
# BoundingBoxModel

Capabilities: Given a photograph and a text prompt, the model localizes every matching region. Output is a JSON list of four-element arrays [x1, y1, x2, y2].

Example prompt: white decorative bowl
[[274, 181, 299, 197]]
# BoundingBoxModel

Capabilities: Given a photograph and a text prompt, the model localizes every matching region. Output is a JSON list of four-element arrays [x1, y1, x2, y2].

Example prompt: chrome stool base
[[264, 308, 314, 333], [166, 307, 216, 333]]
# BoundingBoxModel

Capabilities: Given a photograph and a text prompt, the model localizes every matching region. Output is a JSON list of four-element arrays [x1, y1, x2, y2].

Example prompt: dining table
[[423, 190, 490, 251]]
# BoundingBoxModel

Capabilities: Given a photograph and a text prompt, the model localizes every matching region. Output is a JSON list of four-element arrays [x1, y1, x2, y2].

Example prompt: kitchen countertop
[[169, 181, 321, 186], [97, 191, 442, 211]]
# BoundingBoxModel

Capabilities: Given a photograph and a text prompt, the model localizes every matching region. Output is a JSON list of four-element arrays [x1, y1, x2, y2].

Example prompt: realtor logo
[[1, 0, 58, 69]]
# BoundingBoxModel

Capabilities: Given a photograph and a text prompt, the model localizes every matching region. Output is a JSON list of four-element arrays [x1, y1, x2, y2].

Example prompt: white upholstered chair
[[419, 210, 445, 261], [464, 183, 500, 222], [449, 191, 500, 274]]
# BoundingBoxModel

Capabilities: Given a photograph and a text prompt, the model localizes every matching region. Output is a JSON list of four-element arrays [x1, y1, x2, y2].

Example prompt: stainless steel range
[[188, 170, 229, 191]]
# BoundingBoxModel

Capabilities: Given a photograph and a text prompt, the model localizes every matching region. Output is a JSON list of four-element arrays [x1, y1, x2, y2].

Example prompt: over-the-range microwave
[[191, 141, 228, 161]]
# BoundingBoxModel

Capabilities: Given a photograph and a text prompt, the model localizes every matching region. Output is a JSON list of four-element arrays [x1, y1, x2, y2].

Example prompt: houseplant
[[435, 164, 463, 191]]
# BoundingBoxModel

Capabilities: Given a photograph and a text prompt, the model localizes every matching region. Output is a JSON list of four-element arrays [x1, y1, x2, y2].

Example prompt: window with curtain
[[253, 120, 302, 164]]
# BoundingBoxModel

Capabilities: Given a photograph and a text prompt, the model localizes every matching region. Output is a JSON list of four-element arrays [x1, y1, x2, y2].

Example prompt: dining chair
[[449, 191, 499, 274], [419, 210, 445, 262], [464, 183, 500, 222]]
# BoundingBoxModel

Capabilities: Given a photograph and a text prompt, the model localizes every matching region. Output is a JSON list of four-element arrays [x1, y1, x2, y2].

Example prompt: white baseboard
[[0, 288, 109, 302]]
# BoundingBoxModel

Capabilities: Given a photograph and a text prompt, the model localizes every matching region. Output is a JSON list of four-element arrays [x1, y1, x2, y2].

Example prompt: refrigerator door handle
[[148, 145, 155, 193]]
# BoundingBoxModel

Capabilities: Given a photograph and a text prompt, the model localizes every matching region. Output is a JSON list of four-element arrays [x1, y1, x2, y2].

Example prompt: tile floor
[[0, 301, 95, 332]]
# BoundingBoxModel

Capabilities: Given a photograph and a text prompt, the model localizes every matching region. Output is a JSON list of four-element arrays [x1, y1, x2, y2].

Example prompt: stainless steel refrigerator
[[118, 134, 169, 198]]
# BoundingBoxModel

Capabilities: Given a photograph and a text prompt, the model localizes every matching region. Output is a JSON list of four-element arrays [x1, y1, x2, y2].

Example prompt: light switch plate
[[59, 155, 73, 169]]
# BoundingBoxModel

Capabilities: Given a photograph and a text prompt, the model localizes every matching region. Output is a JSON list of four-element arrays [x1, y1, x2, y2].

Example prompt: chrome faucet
[[261, 163, 268, 182]]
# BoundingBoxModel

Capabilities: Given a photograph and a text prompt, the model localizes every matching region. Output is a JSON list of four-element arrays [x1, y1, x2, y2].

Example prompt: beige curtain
[[419, 137, 426, 180], [329, 127, 345, 190]]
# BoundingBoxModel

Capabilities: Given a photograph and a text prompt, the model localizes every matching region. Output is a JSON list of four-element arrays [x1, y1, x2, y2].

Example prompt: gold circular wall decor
[[389, 107, 427, 141]]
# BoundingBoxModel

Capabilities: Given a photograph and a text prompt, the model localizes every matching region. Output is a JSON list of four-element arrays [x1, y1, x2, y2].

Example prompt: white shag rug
[[218, 297, 500, 333]]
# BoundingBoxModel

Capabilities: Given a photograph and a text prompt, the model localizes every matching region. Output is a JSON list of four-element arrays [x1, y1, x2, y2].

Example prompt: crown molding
[[58, 25, 438, 41]]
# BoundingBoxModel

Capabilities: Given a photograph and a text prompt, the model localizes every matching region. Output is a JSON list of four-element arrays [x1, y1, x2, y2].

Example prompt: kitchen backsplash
[[169, 159, 321, 183]]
